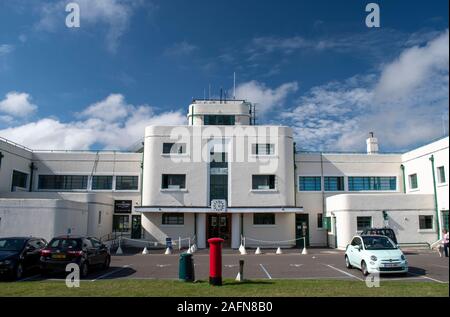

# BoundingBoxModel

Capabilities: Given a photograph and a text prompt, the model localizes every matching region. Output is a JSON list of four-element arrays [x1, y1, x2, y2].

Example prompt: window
[[162, 143, 186, 154], [299, 177, 321, 191], [437, 166, 446, 184], [162, 174, 186, 189], [253, 213, 275, 225], [324, 176, 344, 191], [348, 177, 396, 191], [252, 175, 275, 190], [38, 175, 88, 190], [12, 170, 28, 189], [113, 215, 130, 232], [419, 215, 433, 230], [92, 176, 113, 190], [443, 211, 449, 231], [98, 211, 102, 225], [317, 213, 323, 229], [351, 237, 362, 247], [252, 144, 275, 155], [162, 213, 184, 225], [357, 217, 372, 231], [115, 176, 138, 190], [409, 174, 418, 190], [204, 115, 235, 126]]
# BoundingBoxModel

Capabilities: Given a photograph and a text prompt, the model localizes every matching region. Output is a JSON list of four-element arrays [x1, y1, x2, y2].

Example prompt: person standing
[[443, 229, 449, 258]]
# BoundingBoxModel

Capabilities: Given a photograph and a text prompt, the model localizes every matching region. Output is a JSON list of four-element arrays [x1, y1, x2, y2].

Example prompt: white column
[[196, 213, 206, 249], [231, 213, 241, 249]]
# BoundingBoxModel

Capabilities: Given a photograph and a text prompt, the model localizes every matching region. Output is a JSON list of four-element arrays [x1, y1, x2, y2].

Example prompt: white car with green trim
[[345, 235, 408, 276]]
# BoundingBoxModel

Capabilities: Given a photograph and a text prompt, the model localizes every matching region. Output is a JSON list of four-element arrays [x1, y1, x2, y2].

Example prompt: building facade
[[0, 99, 448, 249]]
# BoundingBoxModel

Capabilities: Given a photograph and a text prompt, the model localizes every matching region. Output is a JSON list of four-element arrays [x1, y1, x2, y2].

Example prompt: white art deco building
[[0, 99, 448, 249]]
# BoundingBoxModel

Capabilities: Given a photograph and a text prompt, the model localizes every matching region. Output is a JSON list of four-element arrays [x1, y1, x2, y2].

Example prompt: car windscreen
[[48, 238, 82, 250], [0, 238, 26, 252], [363, 236, 397, 250]]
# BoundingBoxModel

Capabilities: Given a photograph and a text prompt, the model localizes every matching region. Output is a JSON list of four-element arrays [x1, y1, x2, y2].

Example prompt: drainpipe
[[429, 155, 441, 239], [140, 142, 144, 206], [400, 164, 406, 193], [293, 142, 297, 207]]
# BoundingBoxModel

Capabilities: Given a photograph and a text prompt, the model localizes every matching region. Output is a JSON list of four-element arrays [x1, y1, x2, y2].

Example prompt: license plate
[[383, 263, 398, 268], [52, 254, 66, 259]]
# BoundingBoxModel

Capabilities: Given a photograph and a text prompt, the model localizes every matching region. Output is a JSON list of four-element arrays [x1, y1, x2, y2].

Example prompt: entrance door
[[295, 214, 310, 248], [207, 214, 231, 246], [131, 215, 142, 239]]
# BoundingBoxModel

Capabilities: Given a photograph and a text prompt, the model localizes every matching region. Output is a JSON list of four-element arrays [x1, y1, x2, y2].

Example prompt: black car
[[40, 236, 111, 277], [0, 237, 47, 280], [361, 228, 398, 244]]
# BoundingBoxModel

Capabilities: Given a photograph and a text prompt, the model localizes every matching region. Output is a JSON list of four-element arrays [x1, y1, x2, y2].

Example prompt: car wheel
[[14, 263, 24, 280], [361, 261, 369, 276], [102, 256, 111, 270], [345, 256, 353, 269], [80, 262, 89, 278]]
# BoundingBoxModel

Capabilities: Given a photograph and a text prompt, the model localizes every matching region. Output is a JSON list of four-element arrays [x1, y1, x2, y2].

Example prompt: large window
[[204, 115, 235, 126], [419, 215, 433, 230], [348, 177, 396, 191], [357, 216, 372, 231], [115, 176, 138, 190], [299, 176, 321, 191], [162, 213, 184, 225], [12, 170, 28, 189], [162, 143, 186, 154], [113, 215, 130, 232], [252, 144, 275, 155], [437, 166, 446, 184], [253, 213, 275, 225], [38, 175, 88, 190], [324, 176, 344, 191], [162, 174, 186, 189], [252, 175, 275, 190], [92, 176, 113, 190], [409, 174, 418, 190], [317, 213, 323, 229]]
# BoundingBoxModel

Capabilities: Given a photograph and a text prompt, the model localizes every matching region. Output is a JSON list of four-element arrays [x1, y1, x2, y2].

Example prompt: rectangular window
[[12, 170, 28, 189], [115, 176, 138, 191], [324, 176, 344, 191], [113, 215, 130, 232], [162, 213, 184, 225], [38, 175, 88, 190], [252, 175, 275, 190], [299, 177, 321, 191], [204, 115, 235, 126], [162, 143, 186, 154], [419, 215, 433, 230], [98, 211, 102, 225], [348, 177, 396, 191], [437, 166, 446, 184], [409, 174, 418, 190], [92, 176, 113, 190], [252, 144, 275, 155], [162, 174, 186, 189], [253, 213, 275, 225], [357, 216, 372, 231], [317, 213, 323, 229]]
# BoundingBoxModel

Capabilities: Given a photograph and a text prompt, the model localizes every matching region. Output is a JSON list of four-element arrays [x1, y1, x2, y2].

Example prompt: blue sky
[[0, 0, 448, 151]]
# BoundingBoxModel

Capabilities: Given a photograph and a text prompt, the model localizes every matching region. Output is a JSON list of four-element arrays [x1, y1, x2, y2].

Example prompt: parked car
[[361, 228, 398, 244], [345, 235, 408, 276], [0, 237, 47, 280], [40, 236, 111, 278]]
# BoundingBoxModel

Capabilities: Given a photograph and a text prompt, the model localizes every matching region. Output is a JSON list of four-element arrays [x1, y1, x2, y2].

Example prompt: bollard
[[236, 259, 244, 282], [179, 253, 195, 282], [208, 238, 224, 286]]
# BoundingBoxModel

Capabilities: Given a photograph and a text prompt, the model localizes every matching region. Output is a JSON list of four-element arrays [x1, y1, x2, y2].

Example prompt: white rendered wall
[[142, 213, 195, 247], [242, 213, 295, 248]]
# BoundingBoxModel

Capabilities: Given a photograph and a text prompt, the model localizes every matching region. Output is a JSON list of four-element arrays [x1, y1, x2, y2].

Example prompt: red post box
[[208, 237, 224, 286]]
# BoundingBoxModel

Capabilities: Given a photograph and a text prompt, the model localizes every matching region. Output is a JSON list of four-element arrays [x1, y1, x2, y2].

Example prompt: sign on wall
[[114, 200, 132, 214], [211, 200, 227, 213]]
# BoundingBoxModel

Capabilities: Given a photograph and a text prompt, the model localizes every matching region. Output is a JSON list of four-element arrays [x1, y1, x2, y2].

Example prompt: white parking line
[[409, 272, 448, 284], [259, 264, 272, 280], [289, 264, 304, 268], [91, 265, 131, 282], [18, 274, 41, 282], [325, 265, 364, 281]]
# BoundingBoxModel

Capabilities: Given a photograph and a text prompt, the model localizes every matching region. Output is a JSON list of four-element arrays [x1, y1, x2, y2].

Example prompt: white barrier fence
[[240, 235, 308, 255], [115, 236, 197, 255]]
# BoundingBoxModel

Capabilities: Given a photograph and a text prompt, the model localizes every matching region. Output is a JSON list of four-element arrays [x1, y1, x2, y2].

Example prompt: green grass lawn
[[0, 279, 448, 297]]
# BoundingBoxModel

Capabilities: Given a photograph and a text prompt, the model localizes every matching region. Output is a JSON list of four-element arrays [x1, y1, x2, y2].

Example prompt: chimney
[[366, 132, 379, 154]]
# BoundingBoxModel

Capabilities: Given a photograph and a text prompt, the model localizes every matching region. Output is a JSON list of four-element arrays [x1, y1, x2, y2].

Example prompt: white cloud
[[0, 44, 14, 56], [35, 0, 147, 52], [0, 92, 37, 117], [0, 94, 186, 150], [282, 30, 449, 152], [235, 80, 298, 115], [164, 41, 198, 57]]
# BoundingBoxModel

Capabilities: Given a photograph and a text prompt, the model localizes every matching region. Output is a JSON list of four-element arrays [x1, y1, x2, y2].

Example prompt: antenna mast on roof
[[233, 72, 236, 100]]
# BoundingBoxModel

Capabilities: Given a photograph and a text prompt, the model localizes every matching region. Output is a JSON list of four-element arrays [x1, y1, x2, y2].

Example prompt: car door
[[83, 239, 98, 265], [89, 238, 107, 264], [349, 237, 363, 268], [23, 239, 43, 271]]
